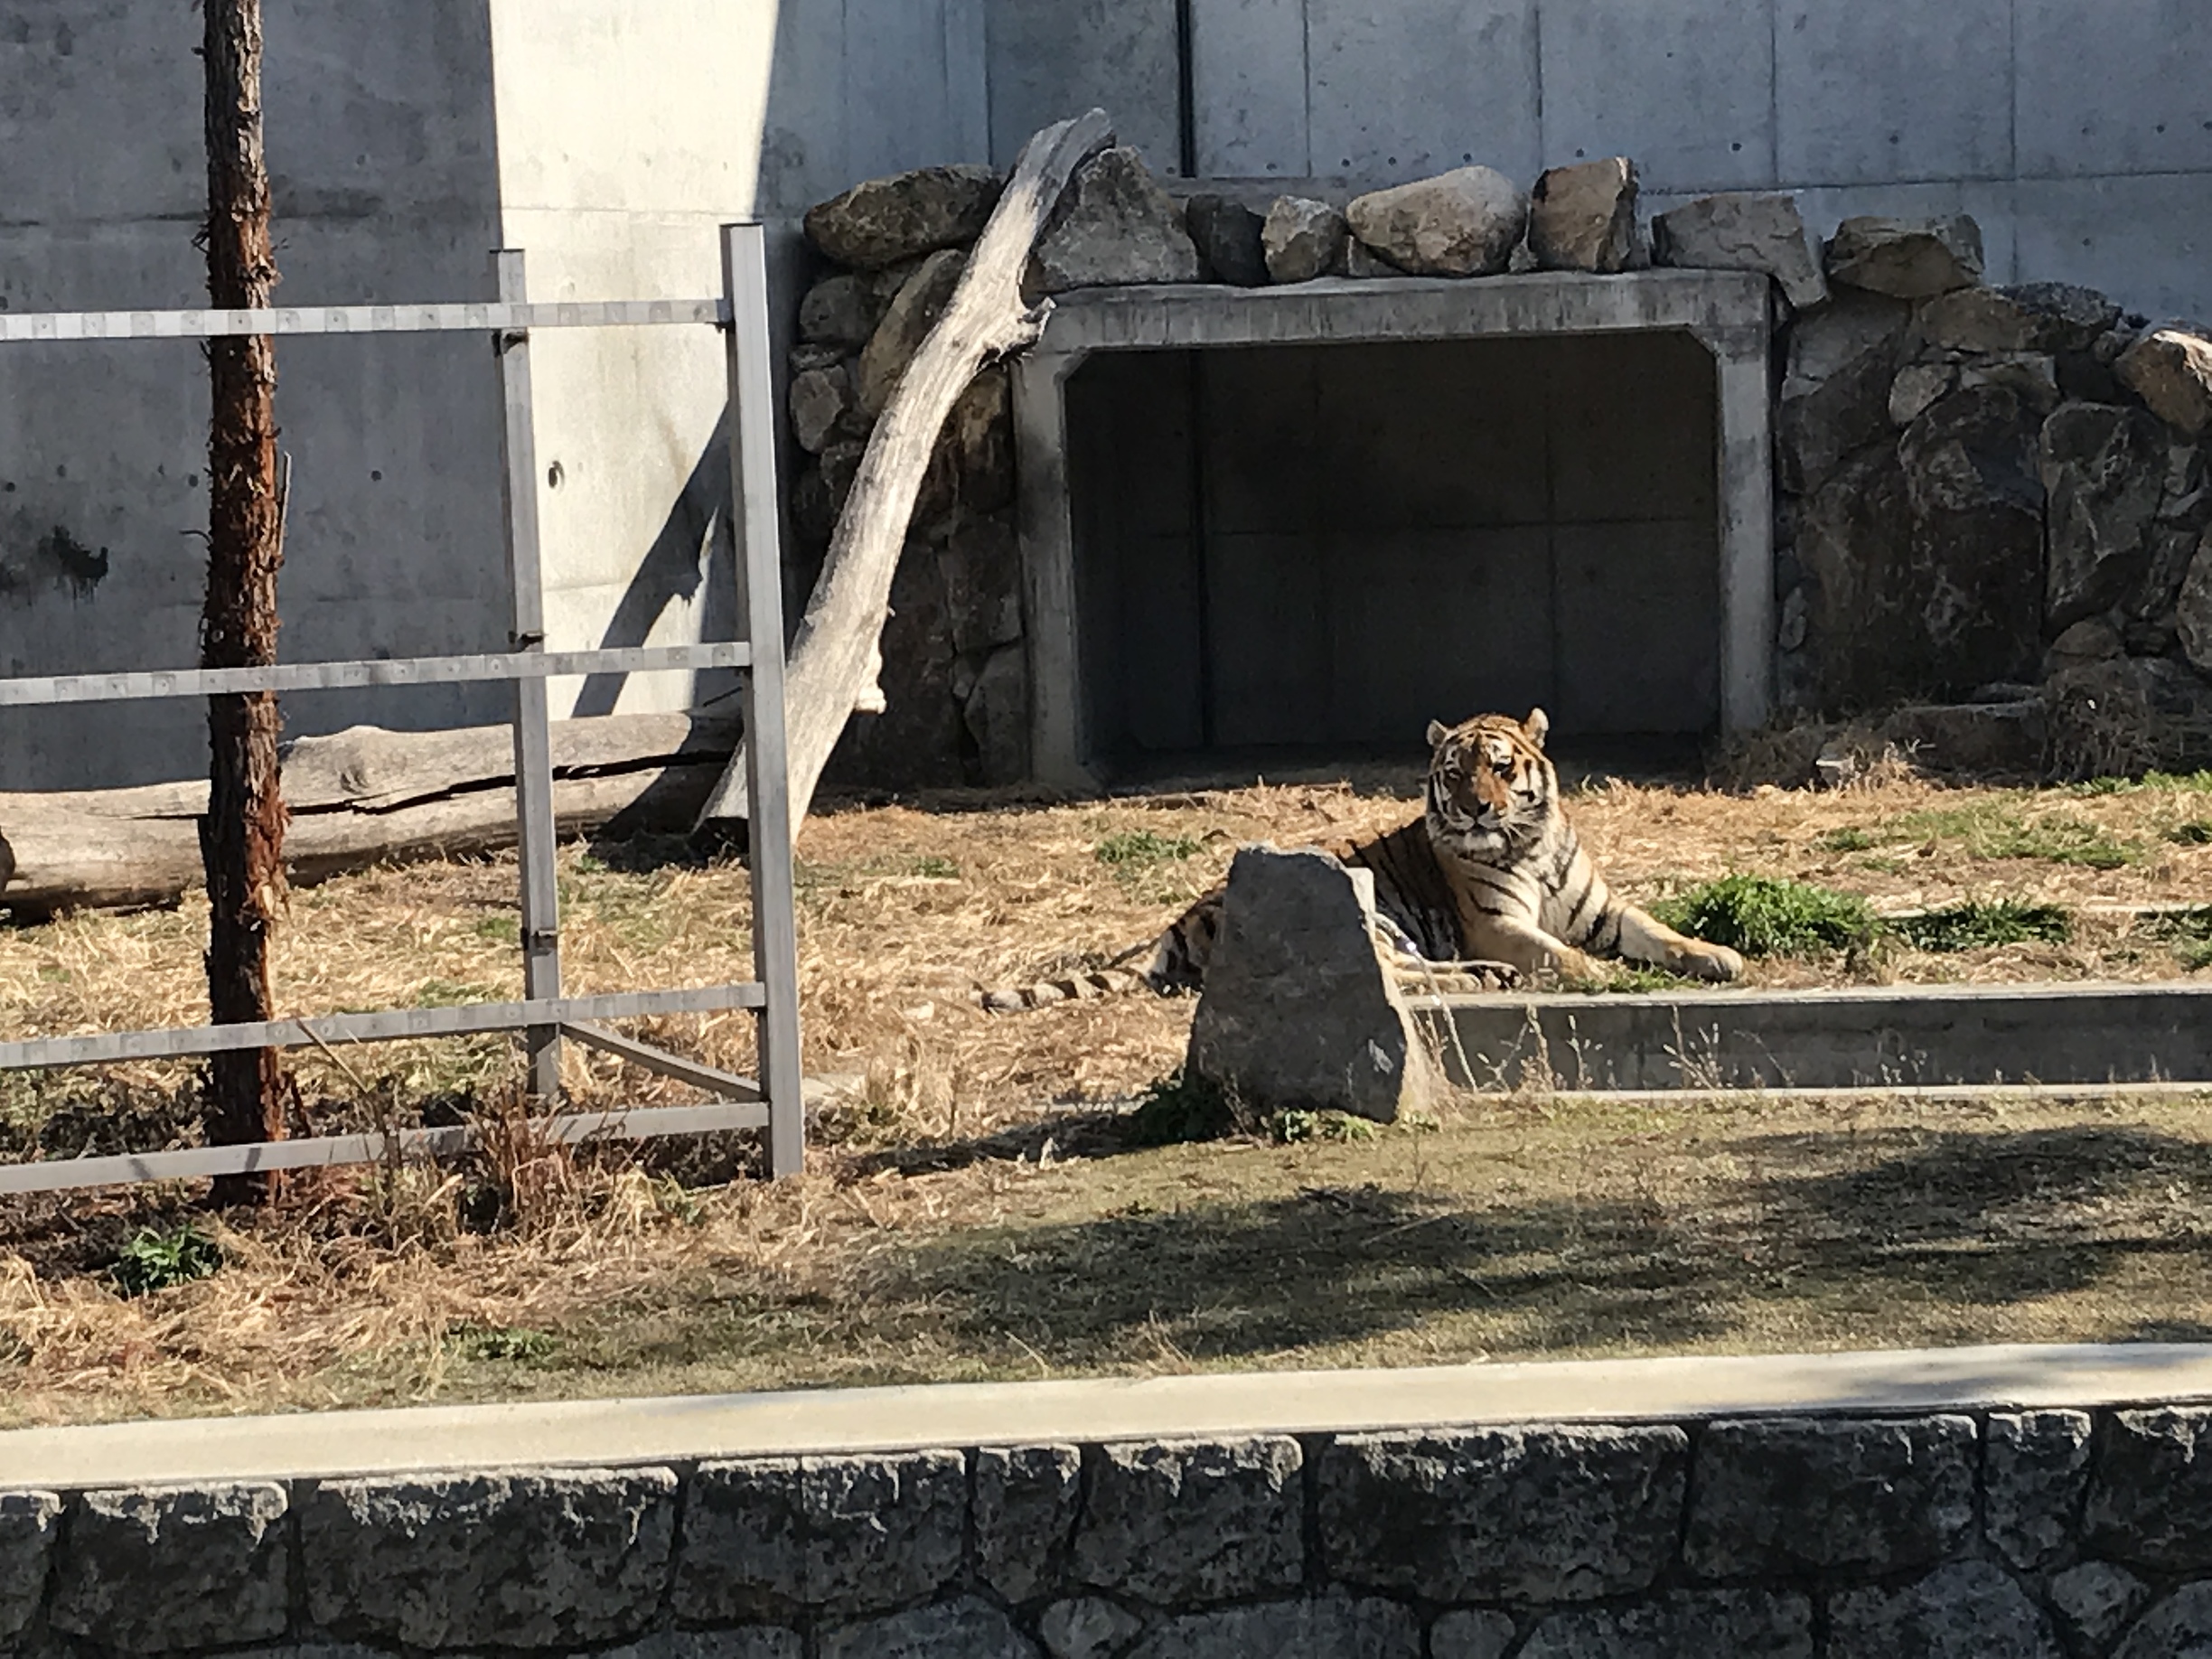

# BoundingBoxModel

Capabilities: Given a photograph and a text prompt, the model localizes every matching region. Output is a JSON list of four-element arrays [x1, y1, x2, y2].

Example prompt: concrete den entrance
[[1013, 270, 1775, 783]]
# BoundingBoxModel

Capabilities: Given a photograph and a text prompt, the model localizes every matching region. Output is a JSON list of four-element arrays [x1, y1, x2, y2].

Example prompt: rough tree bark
[[201, 0, 288, 1203], [694, 109, 1113, 835]]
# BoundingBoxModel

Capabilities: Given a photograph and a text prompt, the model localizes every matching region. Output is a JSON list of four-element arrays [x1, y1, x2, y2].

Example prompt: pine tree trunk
[[201, 0, 288, 1204]]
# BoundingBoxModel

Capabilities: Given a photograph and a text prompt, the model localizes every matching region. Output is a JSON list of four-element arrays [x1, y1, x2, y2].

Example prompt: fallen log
[[694, 108, 1114, 834], [0, 710, 739, 916]]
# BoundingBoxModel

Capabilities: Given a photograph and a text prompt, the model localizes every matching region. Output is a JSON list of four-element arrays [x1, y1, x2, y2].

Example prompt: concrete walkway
[[6, 1343, 2212, 1489]]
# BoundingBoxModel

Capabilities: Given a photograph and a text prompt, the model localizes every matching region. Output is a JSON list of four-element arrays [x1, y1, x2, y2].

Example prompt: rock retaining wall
[[16, 1403, 2212, 1655]]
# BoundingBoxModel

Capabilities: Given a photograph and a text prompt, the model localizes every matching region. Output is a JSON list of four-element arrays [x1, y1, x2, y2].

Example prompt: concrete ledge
[[9, 1343, 2212, 1491], [1422, 980, 2212, 1091]]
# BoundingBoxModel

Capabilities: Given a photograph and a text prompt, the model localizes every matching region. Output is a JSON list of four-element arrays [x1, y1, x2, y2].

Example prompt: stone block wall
[[14, 1406, 2212, 1655]]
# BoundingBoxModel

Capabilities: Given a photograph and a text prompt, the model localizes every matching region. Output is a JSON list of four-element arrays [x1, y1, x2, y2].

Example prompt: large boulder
[[856, 249, 966, 417], [1650, 192, 1827, 308], [789, 363, 853, 455], [819, 547, 969, 792], [1527, 157, 1638, 274], [1777, 293, 1911, 493], [799, 272, 887, 349], [1186, 193, 1270, 287], [1826, 215, 1984, 298], [2048, 1563, 2152, 1654], [1187, 846, 1436, 1122], [1828, 1562, 2061, 1659], [1030, 146, 1204, 295], [2177, 530, 2212, 677], [2040, 401, 2168, 630], [1262, 195, 1350, 283], [804, 164, 1003, 269], [2044, 655, 2212, 779], [1346, 166, 1527, 278], [961, 645, 1030, 785], [2117, 324, 2212, 436], [1918, 282, 2120, 355]]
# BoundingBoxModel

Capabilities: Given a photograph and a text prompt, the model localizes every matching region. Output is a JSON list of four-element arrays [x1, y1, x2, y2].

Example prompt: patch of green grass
[[413, 978, 499, 1009], [450, 1324, 562, 1364], [2147, 909, 2212, 971], [471, 914, 520, 944], [1892, 901, 2073, 953], [1654, 875, 1879, 958], [1124, 1069, 1239, 1146], [1892, 801, 2140, 869], [1569, 962, 1681, 995], [1275, 1110, 1379, 1145], [2069, 770, 2212, 797], [112, 1223, 222, 1298], [2170, 822, 2212, 847], [1815, 827, 1878, 853], [1095, 830, 1201, 870]]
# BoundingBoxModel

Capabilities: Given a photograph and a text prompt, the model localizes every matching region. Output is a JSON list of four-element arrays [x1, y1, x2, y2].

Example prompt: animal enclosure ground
[[4, 761, 2212, 1424]]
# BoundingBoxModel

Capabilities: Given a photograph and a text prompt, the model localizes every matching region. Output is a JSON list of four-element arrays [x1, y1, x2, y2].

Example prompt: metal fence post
[[720, 222, 805, 1177], [493, 248, 563, 1104]]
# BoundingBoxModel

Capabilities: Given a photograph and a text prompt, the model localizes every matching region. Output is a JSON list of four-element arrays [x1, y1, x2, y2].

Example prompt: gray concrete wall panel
[[2013, 174, 2212, 324], [988, 0, 1180, 174], [2014, 0, 2212, 179], [1307, 0, 1542, 184], [1191, 0, 1312, 178]]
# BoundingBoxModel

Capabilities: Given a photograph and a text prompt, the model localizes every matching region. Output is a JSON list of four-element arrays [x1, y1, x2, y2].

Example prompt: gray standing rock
[[1319, 1425, 1688, 1603], [820, 1597, 1040, 1659], [1262, 195, 1350, 283], [2087, 1409, 2212, 1572], [1073, 1438, 1303, 1606], [1829, 1562, 2061, 1659], [1777, 292, 1910, 492], [789, 363, 853, 455], [857, 248, 966, 417], [2048, 1562, 2153, 1654], [976, 1444, 1082, 1604], [1683, 1416, 1976, 1579], [1963, 352, 2063, 413], [1127, 1594, 1421, 1659], [937, 512, 1024, 655], [675, 1451, 966, 1623], [1518, 1590, 1814, 1659], [2041, 402, 2169, 630], [1186, 847, 1433, 1123], [2181, 534, 2212, 676], [2118, 1583, 2212, 1659], [2117, 325, 2212, 437], [1986, 1411, 2094, 1570], [1527, 157, 1639, 274], [300, 1468, 677, 1651], [1918, 283, 2121, 355], [1826, 215, 1985, 297], [1032, 146, 1204, 295], [1040, 1597, 1148, 1659], [1346, 167, 1527, 278], [1891, 362, 1956, 426], [963, 643, 1032, 785], [804, 164, 1003, 268], [2046, 654, 2212, 777], [51, 1483, 290, 1652], [799, 272, 886, 350], [0, 1493, 60, 1641], [1430, 1609, 1518, 1659], [1186, 193, 1270, 287], [1878, 700, 2048, 777], [1651, 192, 1828, 308]]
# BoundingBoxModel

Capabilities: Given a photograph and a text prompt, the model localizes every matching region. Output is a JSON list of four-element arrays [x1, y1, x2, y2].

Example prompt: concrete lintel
[[7, 1342, 2212, 1491]]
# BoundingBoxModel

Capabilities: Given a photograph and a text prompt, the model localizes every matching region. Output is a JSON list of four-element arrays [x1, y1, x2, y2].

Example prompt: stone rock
[[820, 1597, 1040, 1659], [1898, 387, 2048, 681], [858, 248, 966, 417], [1918, 283, 2121, 355], [1826, 215, 1985, 298], [1346, 167, 1527, 278], [1186, 848, 1434, 1123], [1262, 195, 1350, 283], [1985, 1411, 2094, 1570], [2088, 1409, 2212, 1572], [804, 164, 1003, 269], [1651, 192, 1828, 309], [1319, 1425, 1688, 1603], [1682, 1416, 1975, 1579], [1032, 147, 1204, 295], [2118, 1582, 2212, 1659], [300, 1468, 676, 1651], [1879, 701, 2047, 776], [1430, 1609, 1518, 1659], [790, 341, 846, 377], [2042, 401, 2169, 629], [1518, 1590, 1814, 1659], [50, 1483, 290, 1652], [1343, 239, 1404, 279], [1891, 363, 1956, 426], [2165, 439, 2212, 527], [2044, 655, 2212, 779], [821, 548, 970, 792], [0, 1493, 60, 1641], [1778, 585, 1809, 651], [977, 1444, 1080, 1604], [1128, 1594, 1420, 1659], [2118, 325, 2212, 436], [963, 643, 1032, 785], [936, 513, 1023, 655], [1186, 193, 1270, 287], [799, 273, 885, 349], [1778, 292, 1911, 492], [602, 1631, 804, 1659], [674, 1451, 966, 1623], [1528, 158, 1639, 274], [2048, 1562, 2153, 1654], [1040, 1597, 1148, 1659], [2178, 535, 2212, 677], [2048, 618, 2127, 676], [790, 364, 853, 455], [1072, 1437, 1303, 1606], [1963, 353, 2062, 413], [1829, 1562, 2061, 1659]]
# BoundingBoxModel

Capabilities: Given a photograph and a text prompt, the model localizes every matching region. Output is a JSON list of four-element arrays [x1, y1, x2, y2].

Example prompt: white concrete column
[[1698, 315, 1776, 734]]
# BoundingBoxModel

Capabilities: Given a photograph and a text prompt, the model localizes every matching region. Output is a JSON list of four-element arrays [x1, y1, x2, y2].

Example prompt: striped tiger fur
[[1423, 708, 1743, 984]]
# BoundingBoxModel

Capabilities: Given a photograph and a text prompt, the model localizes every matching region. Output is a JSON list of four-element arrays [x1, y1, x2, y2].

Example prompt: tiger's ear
[[1523, 708, 1551, 748], [1426, 718, 1450, 749]]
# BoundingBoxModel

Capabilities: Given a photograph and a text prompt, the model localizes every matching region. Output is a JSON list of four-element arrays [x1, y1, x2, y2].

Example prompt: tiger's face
[[1423, 708, 1557, 854]]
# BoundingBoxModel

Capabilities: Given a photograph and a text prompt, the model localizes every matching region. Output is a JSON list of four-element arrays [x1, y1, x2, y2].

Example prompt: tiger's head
[[1423, 708, 1558, 856]]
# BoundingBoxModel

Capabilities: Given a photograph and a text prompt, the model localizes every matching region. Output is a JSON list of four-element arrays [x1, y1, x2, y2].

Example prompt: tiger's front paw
[[1680, 943, 1744, 983]]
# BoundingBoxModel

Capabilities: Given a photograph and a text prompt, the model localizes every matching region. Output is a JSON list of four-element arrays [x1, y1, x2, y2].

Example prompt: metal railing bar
[[0, 986, 769, 1072], [0, 298, 730, 345], [560, 1020, 764, 1101], [0, 643, 751, 708]]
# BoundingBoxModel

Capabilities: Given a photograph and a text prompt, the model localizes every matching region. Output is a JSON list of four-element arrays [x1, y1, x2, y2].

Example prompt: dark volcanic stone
[[1186, 193, 1270, 286]]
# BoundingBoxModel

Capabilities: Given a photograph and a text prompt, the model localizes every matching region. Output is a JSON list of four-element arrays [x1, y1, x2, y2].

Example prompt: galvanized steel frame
[[0, 225, 805, 1190]]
